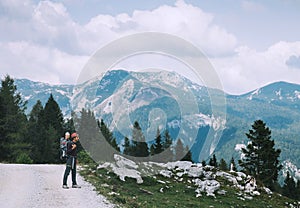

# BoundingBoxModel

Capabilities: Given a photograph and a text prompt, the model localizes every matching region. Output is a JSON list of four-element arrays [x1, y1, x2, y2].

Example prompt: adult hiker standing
[[62, 132, 81, 189]]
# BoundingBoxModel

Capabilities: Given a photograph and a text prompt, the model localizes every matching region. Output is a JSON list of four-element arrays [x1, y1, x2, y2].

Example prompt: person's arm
[[66, 141, 77, 155]]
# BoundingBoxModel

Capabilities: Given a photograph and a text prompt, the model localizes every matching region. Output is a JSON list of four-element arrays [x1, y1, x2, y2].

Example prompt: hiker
[[60, 132, 70, 161], [62, 132, 81, 189]]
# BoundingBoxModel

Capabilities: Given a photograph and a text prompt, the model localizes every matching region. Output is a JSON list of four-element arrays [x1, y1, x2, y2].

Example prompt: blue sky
[[1, 0, 300, 94]]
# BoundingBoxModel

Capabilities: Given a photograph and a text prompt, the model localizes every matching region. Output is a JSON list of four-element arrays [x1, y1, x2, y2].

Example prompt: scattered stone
[[217, 190, 226, 195], [140, 188, 153, 195]]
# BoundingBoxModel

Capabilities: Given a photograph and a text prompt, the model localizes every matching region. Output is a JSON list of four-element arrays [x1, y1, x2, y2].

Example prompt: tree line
[[205, 119, 300, 200], [0, 75, 192, 164], [0, 75, 75, 163], [75, 108, 193, 163]]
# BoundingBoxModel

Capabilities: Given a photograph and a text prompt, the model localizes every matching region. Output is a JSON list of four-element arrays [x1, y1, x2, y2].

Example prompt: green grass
[[79, 163, 299, 208]]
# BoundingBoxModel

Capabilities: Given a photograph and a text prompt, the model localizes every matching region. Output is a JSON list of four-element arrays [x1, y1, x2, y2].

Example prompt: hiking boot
[[62, 185, 69, 189], [72, 184, 81, 188]]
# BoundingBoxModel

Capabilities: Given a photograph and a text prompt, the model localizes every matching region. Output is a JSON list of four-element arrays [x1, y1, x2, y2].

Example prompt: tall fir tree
[[0, 75, 29, 162], [230, 157, 237, 172], [182, 145, 193, 162], [99, 119, 120, 152], [161, 129, 173, 162], [209, 154, 218, 167], [296, 180, 300, 200], [239, 120, 282, 189], [42, 94, 64, 163], [131, 121, 149, 158], [27, 100, 44, 163], [76, 109, 114, 162], [63, 112, 76, 133], [174, 138, 184, 161], [43, 94, 64, 135], [150, 127, 163, 155], [219, 158, 228, 171], [123, 136, 132, 155], [282, 171, 297, 200]]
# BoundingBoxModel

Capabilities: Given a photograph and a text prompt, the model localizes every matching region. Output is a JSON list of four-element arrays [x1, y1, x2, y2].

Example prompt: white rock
[[160, 170, 173, 178]]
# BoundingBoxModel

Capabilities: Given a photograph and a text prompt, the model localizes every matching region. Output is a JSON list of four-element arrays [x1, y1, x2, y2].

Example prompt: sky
[[1, 0, 300, 94]]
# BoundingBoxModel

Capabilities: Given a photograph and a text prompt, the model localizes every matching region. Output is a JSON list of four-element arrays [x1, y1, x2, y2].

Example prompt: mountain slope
[[79, 154, 300, 208], [14, 70, 300, 169]]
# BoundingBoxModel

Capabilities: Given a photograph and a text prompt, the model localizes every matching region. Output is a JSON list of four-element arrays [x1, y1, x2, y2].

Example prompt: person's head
[[65, 132, 70, 140], [71, 132, 79, 142]]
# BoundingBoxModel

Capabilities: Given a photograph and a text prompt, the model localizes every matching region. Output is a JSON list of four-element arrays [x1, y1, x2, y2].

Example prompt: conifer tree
[[282, 171, 297, 199], [0, 75, 29, 162], [123, 136, 132, 155], [27, 100, 44, 163], [151, 127, 163, 155], [43, 94, 64, 135], [239, 120, 282, 189], [230, 157, 237, 172], [201, 160, 207, 167], [161, 129, 173, 162], [150, 144, 155, 156], [219, 158, 228, 171], [296, 180, 300, 200], [99, 119, 120, 152], [174, 138, 184, 161], [42, 94, 65, 163], [182, 145, 193, 162], [63, 113, 76, 133], [131, 121, 149, 158], [209, 154, 218, 167], [76, 108, 112, 162]]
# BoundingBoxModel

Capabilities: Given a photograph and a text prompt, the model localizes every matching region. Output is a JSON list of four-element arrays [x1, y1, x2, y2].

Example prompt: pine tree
[[76, 109, 113, 162], [43, 94, 64, 135], [282, 171, 297, 199], [63, 113, 76, 133], [296, 180, 300, 200], [27, 100, 44, 163], [209, 154, 217, 167], [182, 145, 193, 162], [201, 160, 207, 167], [161, 129, 173, 162], [239, 120, 282, 189], [0, 75, 29, 162], [230, 157, 237, 172], [42, 126, 59, 163], [42, 94, 65, 163], [99, 119, 120, 152], [151, 127, 163, 155], [131, 121, 149, 158], [123, 136, 132, 155], [219, 158, 228, 171], [174, 139, 184, 161], [209, 154, 218, 167]]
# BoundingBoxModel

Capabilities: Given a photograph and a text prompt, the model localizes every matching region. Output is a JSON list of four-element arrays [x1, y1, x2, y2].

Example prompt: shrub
[[16, 153, 33, 164]]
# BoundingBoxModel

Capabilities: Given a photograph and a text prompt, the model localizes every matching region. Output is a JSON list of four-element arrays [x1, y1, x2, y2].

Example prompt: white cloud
[[0, 0, 238, 87], [0, 41, 88, 84], [213, 41, 300, 94], [0, 0, 300, 95]]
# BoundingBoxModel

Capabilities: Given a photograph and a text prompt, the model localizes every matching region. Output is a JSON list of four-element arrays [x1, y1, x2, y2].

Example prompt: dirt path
[[0, 164, 115, 208]]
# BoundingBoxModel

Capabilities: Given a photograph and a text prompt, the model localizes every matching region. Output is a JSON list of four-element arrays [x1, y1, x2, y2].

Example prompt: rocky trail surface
[[0, 164, 115, 208]]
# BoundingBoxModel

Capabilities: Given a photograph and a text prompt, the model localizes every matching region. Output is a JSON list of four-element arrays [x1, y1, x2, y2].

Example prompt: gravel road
[[0, 164, 115, 208]]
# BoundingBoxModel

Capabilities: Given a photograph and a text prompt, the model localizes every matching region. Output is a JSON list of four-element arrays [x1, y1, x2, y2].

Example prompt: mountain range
[[14, 70, 300, 180]]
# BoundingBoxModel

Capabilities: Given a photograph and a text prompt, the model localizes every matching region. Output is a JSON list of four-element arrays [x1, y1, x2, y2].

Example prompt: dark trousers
[[63, 157, 77, 185]]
